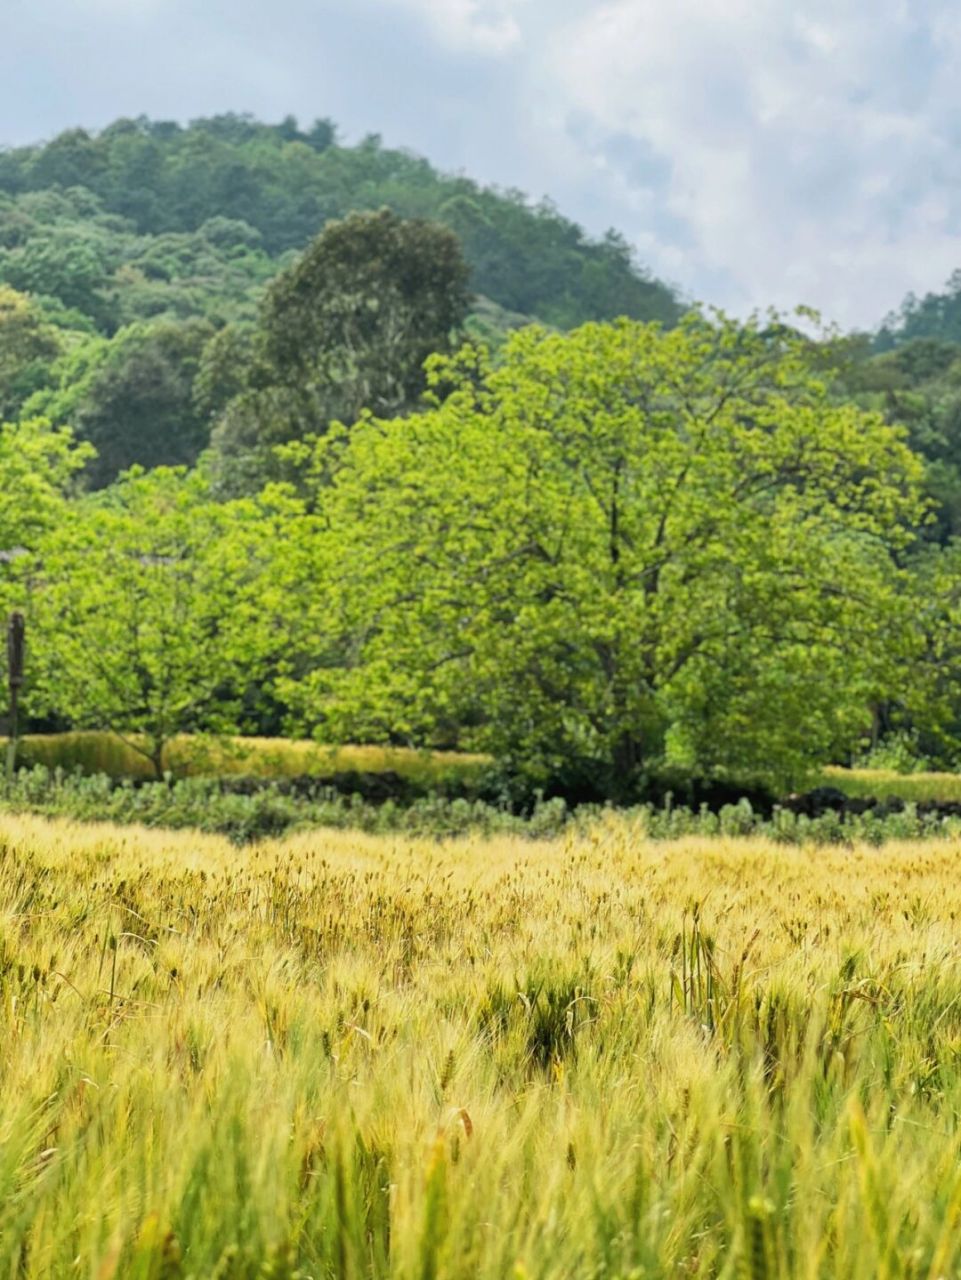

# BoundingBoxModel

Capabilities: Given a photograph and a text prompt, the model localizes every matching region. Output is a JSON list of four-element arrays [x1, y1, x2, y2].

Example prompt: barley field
[[4, 814, 961, 1278]]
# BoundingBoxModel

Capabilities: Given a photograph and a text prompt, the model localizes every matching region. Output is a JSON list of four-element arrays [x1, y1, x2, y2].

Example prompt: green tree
[[26, 128, 105, 190], [275, 316, 924, 794], [0, 286, 60, 420], [192, 323, 257, 422], [25, 470, 266, 777], [877, 541, 961, 765], [834, 335, 961, 542], [0, 114, 681, 328], [0, 416, 93, 696], [260, 208, 470, 418], [30, 319, 214, 486], [206, 385, 307, 497], [0, 228, 115, 325], [878, 270, 961, 349], [209, 209, 471, 492], [0, 416, 92, 556]]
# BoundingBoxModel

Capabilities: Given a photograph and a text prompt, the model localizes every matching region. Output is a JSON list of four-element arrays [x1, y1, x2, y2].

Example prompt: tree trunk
[[611, 731, 643, 800]]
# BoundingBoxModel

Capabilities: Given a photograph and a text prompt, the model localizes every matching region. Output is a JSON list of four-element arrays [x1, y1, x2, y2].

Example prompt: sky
[[4, 0, 960, 330]]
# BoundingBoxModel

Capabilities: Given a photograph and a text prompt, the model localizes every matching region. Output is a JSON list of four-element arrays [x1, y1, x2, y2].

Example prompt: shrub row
[[2, 767, 961, 845]]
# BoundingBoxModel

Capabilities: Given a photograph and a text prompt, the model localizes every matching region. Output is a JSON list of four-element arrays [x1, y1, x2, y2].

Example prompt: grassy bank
[[822, 763, 961, 803], [4, 815, 961, 1274], [10, 731, 961, 800], [5, 731, 489, 785]]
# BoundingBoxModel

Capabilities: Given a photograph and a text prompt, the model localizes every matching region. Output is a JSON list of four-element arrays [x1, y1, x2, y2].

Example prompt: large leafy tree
[[0, 225, 116, 328], [876, 541, 961, 765], [0, 416, 92, 556], [208, 209, 472, 492], [834, 335, 961, 544], [25, 470, 267, 776], [258, 207, 471, 417], [275, 315, 924, 793]]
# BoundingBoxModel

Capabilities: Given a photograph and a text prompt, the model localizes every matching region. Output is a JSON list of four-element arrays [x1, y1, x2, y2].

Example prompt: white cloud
[[537, 0, 961, 326], [385, 0, 527, 53], [6, 0, 961, 327]]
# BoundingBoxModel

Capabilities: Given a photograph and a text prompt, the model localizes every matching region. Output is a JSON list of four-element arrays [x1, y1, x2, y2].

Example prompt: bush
[[2, 766, 961, 845]]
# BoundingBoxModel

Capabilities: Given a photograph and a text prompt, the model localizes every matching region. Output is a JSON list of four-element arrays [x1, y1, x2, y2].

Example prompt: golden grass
[[823, 763, 961, 802], [14, 734, 961, 816], [4, 812, 961, 1275], [7, 730, 489, 783]]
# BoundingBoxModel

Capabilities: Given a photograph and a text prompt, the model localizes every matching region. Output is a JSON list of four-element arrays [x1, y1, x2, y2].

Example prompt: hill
[[876, 270, 961, 350], [0, 113, 681, 337], [0, 113, 681, 486]]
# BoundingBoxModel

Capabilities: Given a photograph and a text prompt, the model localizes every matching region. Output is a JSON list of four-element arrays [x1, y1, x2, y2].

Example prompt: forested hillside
[[813, 271, 961, 547], [0, 113, 680, 487], [0, 114, 679, 332]]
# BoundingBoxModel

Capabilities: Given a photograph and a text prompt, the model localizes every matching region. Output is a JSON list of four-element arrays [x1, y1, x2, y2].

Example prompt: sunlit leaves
[[276, 313, 924, 791]]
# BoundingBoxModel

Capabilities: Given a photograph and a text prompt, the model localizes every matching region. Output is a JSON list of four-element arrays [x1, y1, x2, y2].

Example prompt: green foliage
[[205, 386, 309, 497], [850, 730, 933, 774], [259, 209, 469, 419], [834, 334, 961, 542], [878, 268, 961, 349], [0, 117, 953, 791], [22, 470, 268, 776], [192, 323, 256, 421], [29, 319, 215, 485], [0, 115, 680, 334], [0, 186, 277, 336], [0, 181, 281, 487], [885, 540, 961, 760], [209, 210, 472, 493], [274, 313, 924, 793], [0, 286, 60, 419], [0, 767, 569, 842], [0, 220, 115, 324], [0, 417, 92, 702], [0, 416, 92, 559], [3, 765, 961, 844], [0, 114, 682, 511]]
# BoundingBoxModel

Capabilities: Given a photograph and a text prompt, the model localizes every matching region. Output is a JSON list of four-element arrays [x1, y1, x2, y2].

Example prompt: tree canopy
[[269, 316, 924, 792], [0, 117, 682, 490], [0, 286, 60, 421], [208, 210, 471, 493], [23, 469, 268, 776], [28, 319, 214, 487]]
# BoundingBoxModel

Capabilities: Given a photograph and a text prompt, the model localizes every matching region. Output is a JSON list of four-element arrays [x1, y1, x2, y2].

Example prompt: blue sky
[[5, 0, 960, 329]]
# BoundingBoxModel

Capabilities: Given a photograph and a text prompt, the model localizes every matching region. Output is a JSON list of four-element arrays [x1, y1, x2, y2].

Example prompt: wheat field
[[3, 812, 961, 1277]]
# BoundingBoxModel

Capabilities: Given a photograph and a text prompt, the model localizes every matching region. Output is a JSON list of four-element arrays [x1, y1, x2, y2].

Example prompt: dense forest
[[0, 115, 682, 487], [3, 113, 961, 799]]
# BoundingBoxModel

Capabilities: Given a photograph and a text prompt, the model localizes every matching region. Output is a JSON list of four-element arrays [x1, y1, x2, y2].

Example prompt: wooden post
[[6, 612, 24, 780]]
